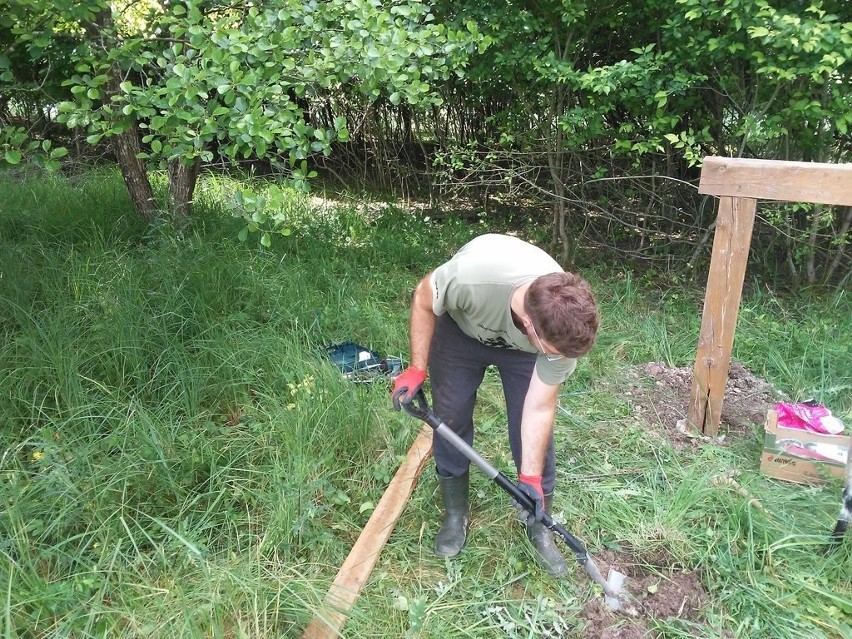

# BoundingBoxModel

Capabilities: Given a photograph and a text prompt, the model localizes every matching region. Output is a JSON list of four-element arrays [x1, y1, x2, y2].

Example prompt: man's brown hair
[[525, 272, 599, 358]]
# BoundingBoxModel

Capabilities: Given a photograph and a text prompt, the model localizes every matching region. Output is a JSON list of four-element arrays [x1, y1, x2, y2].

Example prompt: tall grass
[[1, 167, 849, 638], [0, 168, 426, 636]]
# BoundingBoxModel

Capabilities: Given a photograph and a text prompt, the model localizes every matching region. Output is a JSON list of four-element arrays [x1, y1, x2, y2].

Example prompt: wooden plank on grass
[[698, 156, 852, 205], [302, 425, 433, 639], [687, 196, 757, 436]]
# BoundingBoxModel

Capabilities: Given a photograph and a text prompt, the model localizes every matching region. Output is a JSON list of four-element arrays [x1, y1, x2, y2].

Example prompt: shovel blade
[[603, 569, 629, 612]]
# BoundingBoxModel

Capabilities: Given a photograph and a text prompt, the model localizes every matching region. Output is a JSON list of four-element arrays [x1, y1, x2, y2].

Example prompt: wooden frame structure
[[687, 157, 852, 436]]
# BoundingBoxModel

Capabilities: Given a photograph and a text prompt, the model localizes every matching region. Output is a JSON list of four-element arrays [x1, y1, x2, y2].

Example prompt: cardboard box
[[759, 409, 849, 485]]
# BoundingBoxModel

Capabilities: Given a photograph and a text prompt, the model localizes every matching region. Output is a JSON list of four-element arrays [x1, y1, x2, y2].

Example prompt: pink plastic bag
[[775, 401, 845, 435]]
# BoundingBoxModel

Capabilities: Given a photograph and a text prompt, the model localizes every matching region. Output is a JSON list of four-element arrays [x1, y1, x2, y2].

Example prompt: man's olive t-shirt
[[430, 234, 577, 385]]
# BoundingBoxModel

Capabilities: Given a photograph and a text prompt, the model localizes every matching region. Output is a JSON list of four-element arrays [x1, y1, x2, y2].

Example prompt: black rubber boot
[[526, 494, 570, 577], [435, 472, 470, 557]]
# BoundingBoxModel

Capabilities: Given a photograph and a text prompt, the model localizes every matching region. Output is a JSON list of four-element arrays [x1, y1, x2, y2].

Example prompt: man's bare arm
[[409, 272, 437, 371], [519, 370, 560, 477]]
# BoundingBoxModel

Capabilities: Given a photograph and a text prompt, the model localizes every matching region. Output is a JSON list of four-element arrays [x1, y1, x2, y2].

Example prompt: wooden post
[[686, 196, 756, 435], [687, 157, 852, 436], [302, 425, 433, 639]]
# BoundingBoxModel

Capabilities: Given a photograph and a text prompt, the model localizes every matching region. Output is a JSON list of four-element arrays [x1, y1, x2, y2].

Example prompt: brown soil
[[577, 360, 780, 637], [579, 551, 710, 638], [625, 359, 781, 446]]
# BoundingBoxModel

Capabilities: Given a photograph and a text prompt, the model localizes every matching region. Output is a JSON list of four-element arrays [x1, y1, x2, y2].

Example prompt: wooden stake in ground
[[686, 194, 756, 435], [302, 425, 433, 639]]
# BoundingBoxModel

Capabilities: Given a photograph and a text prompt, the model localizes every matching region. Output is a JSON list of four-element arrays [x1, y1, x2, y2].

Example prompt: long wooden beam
[[302, 425, 433, 639], [698, 156, 852, 205]]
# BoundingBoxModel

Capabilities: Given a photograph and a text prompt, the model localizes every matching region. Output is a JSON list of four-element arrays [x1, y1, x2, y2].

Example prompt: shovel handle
[[400, 390, 590, 563]]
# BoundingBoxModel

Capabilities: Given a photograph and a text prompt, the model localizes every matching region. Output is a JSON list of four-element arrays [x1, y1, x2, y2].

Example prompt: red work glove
[[517, 473, 545, 522], [391, 366, 427, 410]]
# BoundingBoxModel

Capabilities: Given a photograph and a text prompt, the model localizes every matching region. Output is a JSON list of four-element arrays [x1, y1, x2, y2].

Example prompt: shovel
[[400, 390, 631, 612]]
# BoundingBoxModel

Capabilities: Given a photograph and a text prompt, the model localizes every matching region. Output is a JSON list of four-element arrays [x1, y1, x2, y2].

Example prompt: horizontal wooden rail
[[698, 156, 852, 205]]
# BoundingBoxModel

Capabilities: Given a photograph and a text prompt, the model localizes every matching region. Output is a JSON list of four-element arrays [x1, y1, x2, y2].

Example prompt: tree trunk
[[168, 157, 200, 217], [823, 205, 852, 285], [112, 125, 157, 223], [85, 8, 157, 224], [804, 204, 824, 285], [547, 88, 573, 266]]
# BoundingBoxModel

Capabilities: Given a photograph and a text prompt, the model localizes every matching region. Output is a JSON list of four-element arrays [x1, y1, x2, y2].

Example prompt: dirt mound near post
[[626, 360, 781, 445]]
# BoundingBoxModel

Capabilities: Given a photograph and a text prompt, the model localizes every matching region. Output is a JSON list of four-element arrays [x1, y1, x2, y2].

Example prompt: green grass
[[0, 167, 849, 638]]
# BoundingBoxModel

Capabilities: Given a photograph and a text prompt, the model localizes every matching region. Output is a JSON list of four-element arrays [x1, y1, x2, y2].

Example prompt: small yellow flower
[[31, 450, 45, 462]]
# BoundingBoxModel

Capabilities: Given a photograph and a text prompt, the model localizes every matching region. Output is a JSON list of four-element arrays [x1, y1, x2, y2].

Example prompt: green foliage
[[56, 0, 476, 162], [0, 126, 69, 171], [672, 0, 851, 160], [3, 0, 850, 284], [422, 0, 850, 280], [228, 181, 305, 245], [443, 0, 850, 163], [2, 0, 481, 221], [0, 0, 82, 170]]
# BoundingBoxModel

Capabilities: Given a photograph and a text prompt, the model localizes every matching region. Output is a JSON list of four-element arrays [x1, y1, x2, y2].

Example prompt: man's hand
[[391, 366, 427, 410], [517, 473, 545, 522]]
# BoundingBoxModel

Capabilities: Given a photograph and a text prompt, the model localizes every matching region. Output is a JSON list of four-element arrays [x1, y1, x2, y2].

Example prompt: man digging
[[392, 233, 599, 575]]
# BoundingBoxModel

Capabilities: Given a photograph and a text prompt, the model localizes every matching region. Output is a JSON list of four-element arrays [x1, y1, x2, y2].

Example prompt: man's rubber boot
[[526, 494, 570, 576], [435, 471, 470, 557]]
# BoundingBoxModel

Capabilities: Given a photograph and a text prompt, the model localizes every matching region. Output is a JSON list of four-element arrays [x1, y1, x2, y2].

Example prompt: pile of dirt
[[580, 571, 707, 638], [626, 359, 781, 446], [580, 551, 720, 639]]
